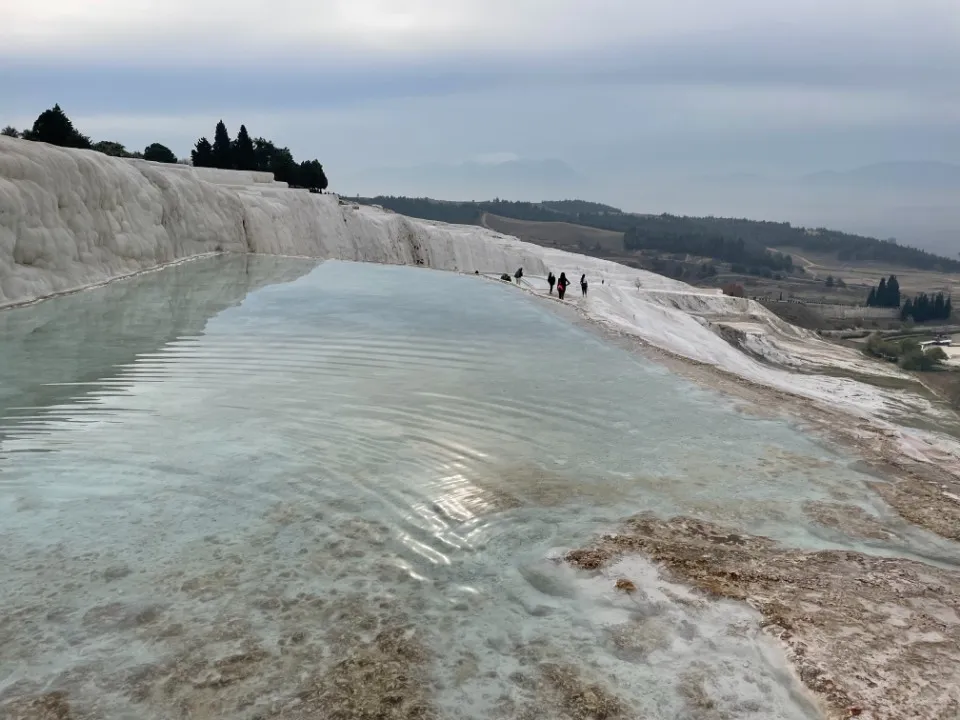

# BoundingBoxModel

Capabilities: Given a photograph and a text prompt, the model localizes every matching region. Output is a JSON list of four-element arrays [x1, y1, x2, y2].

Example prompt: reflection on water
[[0, 260, 947, 718], [0, 255, 317, 431]]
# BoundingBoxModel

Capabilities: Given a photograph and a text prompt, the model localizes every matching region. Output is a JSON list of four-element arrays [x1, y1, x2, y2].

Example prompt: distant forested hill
[[351, 196, 960, 273]]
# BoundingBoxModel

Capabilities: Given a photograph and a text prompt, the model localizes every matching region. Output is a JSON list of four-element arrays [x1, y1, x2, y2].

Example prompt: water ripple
[[2, 260, 946, 720]]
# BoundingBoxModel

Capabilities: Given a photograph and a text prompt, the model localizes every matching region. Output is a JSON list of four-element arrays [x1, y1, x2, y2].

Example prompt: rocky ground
[[566, 514, 960, 720]]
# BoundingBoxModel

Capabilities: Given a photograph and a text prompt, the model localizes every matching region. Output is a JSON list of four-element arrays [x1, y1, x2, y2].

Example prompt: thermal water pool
[[0, 257, 948, 718]]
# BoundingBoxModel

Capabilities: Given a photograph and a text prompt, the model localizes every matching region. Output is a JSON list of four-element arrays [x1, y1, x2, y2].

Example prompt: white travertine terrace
[[2, 136, 958, 471]]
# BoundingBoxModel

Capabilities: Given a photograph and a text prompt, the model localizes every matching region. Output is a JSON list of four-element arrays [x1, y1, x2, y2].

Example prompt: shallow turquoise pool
[[0, 257, 944, 718]]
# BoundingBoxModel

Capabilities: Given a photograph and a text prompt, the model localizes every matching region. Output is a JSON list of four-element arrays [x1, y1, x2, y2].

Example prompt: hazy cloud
[[2, 0, 958, 246]]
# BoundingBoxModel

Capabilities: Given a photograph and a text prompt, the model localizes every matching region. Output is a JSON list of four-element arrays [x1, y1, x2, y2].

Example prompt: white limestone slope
[[0, 138, 545, 306], [514, 255, 960, 476], [1, 137, 958, 471]]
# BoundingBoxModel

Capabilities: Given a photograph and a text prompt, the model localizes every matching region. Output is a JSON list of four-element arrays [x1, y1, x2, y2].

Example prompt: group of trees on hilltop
[[864, 275, 953, 323], [3, 106, 329, 189], [3, 105, 179, 163], [900, 293, 952, 323], [866, 275, 901, 308], [3, 105, 93, 148], [670, 218, 960, 273], [539, 199, 623, 216], [190, 121, 328, 191]]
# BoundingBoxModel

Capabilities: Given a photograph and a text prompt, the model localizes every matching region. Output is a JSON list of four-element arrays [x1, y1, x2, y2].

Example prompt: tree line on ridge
[[2, 105, 328, 191], [190, 121, 327, 191], [3, 105, 178, 163]]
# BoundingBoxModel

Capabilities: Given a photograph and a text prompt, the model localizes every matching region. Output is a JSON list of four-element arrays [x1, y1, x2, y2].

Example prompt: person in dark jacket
[[580, 274, 588, 296], [547, 272, 556, 294], [557, 272, 569, 299], [514, 267, 523, 284]]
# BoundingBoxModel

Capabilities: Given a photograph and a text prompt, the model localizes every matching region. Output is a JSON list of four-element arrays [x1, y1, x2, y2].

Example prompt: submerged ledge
[[565, 513, 960, 720]]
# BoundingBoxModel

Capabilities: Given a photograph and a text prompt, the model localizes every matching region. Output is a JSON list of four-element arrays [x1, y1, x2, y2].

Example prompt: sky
[[2, 1, 959, 248]]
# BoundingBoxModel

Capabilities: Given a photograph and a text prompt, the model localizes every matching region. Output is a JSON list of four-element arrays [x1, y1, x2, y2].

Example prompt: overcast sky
[[3, 0, 959, 233]]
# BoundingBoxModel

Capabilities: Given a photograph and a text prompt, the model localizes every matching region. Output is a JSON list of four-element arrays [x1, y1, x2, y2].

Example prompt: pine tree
[[268, 146, 297, 184], [900, 298, 913, 321], [191, 137, 214, 167], [877, 278, 888, 307], [144, 143, 177, 163], [297, 159, 328, 191], [211, 120, 234, 169], [21, 104, 91, 149], [232, 125, 256, 171], [252, 137, 276, 172], [92, 140, 131, 157]]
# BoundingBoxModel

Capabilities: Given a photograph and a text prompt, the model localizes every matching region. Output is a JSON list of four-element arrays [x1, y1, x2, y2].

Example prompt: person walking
[[514, 267, 524, 284], [547, 272, 556, 295], [580, 274, 588, 297], [557, 272, 569, 300]]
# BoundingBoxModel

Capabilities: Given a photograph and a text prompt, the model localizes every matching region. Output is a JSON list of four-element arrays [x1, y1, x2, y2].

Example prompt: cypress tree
[[934, 293, 946, 320], [877, 278, 888, 307], [211, 120, 234, 169], [887, 275, 900, 308], [233, 125, 256, 171]]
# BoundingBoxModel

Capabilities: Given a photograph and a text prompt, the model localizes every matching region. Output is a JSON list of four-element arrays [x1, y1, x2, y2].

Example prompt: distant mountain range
[[799, 161, 960, 189], [340, 158, 584, 201], [675, 162, 959, 257], [694, 161, 960, 189]]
